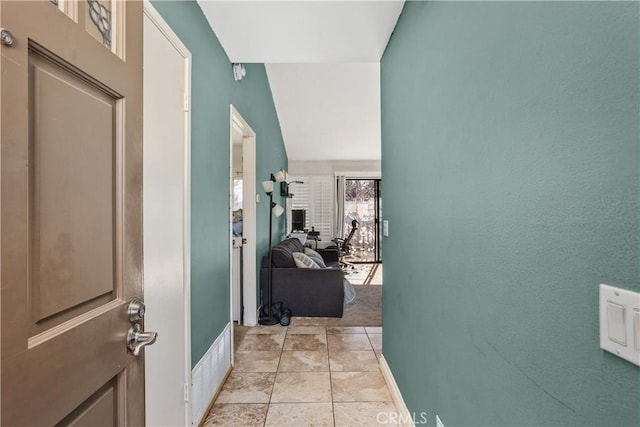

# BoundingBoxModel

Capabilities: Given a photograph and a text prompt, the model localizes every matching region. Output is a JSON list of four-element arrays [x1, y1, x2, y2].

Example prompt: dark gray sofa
[[260, 238, 344, 317]]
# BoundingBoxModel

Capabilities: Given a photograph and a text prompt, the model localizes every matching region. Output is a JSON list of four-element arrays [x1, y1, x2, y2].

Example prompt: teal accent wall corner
[[381, 2, 639, 426], [150, 1, 287, 367]]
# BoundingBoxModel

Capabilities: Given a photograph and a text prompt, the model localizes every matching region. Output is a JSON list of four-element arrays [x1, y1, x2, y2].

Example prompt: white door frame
[[229, 106, 257, 331], [143, 2, 192, 425]]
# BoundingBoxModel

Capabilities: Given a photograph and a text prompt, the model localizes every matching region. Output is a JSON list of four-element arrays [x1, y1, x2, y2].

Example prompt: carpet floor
[[344, 264, 383, 285], [291, 285, 382, 327]]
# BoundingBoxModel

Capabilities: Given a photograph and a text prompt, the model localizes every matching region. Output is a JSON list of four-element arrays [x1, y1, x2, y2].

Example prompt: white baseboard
[[191, 323, 232, 425], [379, 354, 415, 427]]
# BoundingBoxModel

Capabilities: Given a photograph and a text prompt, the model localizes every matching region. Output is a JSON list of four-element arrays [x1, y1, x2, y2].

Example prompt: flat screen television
[[291, 209, 306, 232]]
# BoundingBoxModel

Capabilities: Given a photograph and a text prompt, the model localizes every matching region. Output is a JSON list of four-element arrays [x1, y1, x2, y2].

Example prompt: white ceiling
[[197, 1, 404, 63], [266, 63, 381, 160], [197, 0, 404, 161]]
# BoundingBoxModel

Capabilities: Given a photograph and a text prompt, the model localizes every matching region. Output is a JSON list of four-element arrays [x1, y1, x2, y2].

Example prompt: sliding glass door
[[343, 179, 381, 263]]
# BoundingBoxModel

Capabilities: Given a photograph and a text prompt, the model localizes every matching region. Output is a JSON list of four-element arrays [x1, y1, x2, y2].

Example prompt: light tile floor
[[202, 325, 397, 426]]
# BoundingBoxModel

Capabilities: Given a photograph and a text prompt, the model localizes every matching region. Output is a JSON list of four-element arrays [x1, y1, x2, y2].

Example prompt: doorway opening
[[231, 119, 244, 324], [343, 178, 382, 263], [229, 106, 258, 329]]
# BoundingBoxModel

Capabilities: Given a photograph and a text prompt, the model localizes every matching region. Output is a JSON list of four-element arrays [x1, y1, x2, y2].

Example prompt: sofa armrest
[[261, 267, 344, 317]]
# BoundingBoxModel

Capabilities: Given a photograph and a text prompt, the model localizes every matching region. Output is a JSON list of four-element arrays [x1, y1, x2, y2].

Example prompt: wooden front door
[[1, 1, 147, 425]]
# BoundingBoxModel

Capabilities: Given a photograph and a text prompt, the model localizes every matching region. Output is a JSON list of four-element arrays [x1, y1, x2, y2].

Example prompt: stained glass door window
[[85, 0, 112, 49]]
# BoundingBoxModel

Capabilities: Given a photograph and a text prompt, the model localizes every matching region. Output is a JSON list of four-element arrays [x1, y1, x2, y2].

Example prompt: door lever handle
[[127, 323, 158, 356]]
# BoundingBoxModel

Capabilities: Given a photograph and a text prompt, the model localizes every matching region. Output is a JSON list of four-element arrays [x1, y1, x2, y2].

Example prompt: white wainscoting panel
[[191, 323, 232, 425]]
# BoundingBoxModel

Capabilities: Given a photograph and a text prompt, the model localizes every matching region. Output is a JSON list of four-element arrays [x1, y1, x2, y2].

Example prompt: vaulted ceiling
[[197, 0, 404, 161]]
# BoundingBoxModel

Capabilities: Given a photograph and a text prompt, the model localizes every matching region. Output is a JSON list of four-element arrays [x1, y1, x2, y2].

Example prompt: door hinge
[[183, 382, 190, 402], [183, 93, 189, 112]]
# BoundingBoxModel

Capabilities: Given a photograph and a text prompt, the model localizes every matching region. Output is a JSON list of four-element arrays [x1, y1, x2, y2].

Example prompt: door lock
[[127, 298, 146, 322], [1, 29, 14, 47]]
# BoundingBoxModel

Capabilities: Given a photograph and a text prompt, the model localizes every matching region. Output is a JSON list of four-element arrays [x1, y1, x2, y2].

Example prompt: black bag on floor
[[259, 302, 289, 324], [280, 308, 292, 326]]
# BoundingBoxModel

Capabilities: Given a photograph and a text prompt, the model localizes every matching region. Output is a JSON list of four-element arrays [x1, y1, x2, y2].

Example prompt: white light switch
[[634, 309, 640, 352], [599, 284, 640, 367], [383, 220, 389, 237], [606, 302, 626, 346]]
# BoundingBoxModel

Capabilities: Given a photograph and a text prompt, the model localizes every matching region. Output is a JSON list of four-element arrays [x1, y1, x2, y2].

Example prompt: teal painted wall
[[151, 1, 288, 367], [381, 2, 639, 426]]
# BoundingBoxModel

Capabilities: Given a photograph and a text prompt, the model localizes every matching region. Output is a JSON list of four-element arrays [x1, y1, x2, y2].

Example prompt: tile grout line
[[326, 325, 337, 427], [264, 327, 287, 426]]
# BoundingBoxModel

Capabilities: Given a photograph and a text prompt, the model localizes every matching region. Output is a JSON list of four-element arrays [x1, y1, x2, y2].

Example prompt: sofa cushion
[[309, 256, 326, 268], [271, 246, 295, 268], [303, 247, 323, 259], [293, 252, 320, 269], [287, 238, 305, 253], [271, 238, 305, 267]]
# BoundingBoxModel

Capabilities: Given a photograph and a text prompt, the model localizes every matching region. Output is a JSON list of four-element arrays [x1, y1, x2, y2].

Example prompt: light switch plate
[[383, 220, 389, 237], [599, 284, 640, 366], [634, 309, 640, 352], [606, 301, 626, 345]]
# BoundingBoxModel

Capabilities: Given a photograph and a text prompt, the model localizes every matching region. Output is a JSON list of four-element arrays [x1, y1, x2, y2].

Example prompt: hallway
[[203, 324, 395, 426], [1, 2, 637, 425]]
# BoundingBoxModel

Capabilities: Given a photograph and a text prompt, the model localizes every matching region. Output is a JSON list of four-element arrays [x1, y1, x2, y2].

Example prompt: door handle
[[127, 323, 158, 356]]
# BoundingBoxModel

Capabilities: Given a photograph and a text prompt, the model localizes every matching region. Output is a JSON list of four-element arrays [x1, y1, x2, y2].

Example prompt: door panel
[[61, 380, 117, 427], [1, 1, 144, 425], [30, 49, 117, 327]]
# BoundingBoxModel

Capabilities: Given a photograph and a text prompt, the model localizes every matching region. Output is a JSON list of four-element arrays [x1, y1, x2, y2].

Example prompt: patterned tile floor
[[202, 325, 399, 426]]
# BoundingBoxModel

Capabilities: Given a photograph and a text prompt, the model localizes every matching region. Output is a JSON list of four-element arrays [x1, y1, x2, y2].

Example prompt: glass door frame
[[343, 178, 382, 264]]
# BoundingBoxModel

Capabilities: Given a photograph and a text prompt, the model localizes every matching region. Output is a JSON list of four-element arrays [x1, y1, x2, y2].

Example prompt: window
[[288, 176, 333, 240]]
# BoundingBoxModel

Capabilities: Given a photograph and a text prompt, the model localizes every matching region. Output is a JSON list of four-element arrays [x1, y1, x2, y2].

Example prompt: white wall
[[289, 160, 381, 176]]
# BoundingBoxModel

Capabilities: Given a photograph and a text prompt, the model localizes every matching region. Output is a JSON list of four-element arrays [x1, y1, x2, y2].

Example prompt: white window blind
[[288, 176, 333, 240]]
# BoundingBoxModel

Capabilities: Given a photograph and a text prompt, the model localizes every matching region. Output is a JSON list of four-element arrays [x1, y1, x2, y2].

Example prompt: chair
[[329, 219, 359, 269]]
